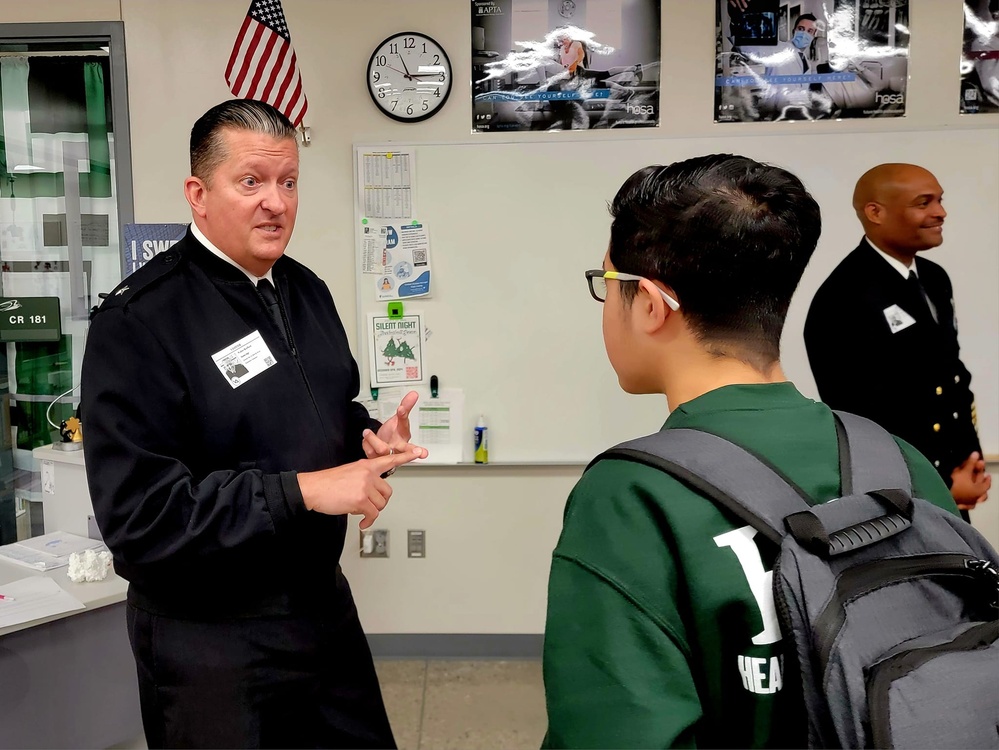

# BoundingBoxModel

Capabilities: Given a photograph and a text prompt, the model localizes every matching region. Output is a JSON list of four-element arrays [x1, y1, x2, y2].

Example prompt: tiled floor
[[111, 660, 547, 750], [376, 660, 547, 750]]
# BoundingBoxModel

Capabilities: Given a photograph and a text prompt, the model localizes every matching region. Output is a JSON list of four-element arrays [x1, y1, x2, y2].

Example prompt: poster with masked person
[[960, 0, 999, 114], [715, 0, 910, 122]]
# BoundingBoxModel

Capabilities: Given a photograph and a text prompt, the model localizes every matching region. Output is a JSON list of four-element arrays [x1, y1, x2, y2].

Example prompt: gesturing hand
[[951, 451, 991, 511], [298, 449, 423, 529], [363, 390, 429, 463]]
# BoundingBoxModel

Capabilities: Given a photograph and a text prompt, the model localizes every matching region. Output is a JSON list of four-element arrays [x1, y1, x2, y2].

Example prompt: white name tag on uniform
[[883, 304, 916, 334], [211, 331, 277, 389]]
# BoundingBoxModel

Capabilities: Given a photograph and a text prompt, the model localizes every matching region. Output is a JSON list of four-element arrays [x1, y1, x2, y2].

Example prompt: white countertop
[[32, 443, 87, 466], [0, 557, 127, 638]]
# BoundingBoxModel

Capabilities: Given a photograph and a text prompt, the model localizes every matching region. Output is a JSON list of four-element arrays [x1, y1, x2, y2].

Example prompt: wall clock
[[367, 32, 452, 122]]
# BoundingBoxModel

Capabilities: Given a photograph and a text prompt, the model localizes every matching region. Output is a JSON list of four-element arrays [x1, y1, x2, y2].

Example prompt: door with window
[[0, 22, 132, 542]]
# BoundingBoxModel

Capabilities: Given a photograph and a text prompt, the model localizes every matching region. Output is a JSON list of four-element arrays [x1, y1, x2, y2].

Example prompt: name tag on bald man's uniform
[[883, 304, 916, 334], [212, 331, 277, 388]]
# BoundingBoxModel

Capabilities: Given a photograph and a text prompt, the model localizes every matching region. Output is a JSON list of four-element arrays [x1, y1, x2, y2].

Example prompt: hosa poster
[[960, 0, 999, 114], [715, 0, 910, 122], [361, 223, 433, 302], [471, 0, 662, 132]]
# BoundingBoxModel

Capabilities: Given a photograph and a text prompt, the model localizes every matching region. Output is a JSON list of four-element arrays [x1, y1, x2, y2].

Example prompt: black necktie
[[907, 270, 938, 324], [257, 278, 288, 344], [800, 54, 809, 73]]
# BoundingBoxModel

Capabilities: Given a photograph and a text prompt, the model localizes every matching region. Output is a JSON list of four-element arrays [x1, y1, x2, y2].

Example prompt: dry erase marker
[[0, 594, 15, 602], [430, 375, 439, 399]]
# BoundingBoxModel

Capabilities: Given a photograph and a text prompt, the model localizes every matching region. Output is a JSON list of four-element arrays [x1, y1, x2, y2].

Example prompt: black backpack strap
[[832, 411, 912, 496], [599, 428, 813, 545]]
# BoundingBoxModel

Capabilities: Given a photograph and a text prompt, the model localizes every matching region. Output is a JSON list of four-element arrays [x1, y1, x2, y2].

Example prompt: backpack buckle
[[966, 559, 999, 609]]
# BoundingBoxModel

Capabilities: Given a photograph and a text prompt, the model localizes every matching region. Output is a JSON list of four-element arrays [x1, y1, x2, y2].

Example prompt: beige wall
[[0, 0, 119, 23], [3, 0, 995, 633]]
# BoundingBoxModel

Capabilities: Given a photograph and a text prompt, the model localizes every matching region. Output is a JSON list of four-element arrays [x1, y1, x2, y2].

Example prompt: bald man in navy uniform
[[804, 163, 990, 518]]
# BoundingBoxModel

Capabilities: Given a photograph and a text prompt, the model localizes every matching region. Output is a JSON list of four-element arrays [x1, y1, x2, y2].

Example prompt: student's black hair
[[794, 13, 818, 26], [190, 99, 297, 183], [608, 154, 821, 370]]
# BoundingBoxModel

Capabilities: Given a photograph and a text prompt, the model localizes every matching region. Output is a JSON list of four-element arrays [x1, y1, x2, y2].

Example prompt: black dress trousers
[[126, 570, 395, 749]]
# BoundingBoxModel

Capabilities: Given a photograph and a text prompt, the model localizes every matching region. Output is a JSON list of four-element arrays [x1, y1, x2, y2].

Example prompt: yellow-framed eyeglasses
[[585, 270, 680, 311]]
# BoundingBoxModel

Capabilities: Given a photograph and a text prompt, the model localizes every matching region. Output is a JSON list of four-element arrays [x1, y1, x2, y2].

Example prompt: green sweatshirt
[[543, 383, 957, 749]]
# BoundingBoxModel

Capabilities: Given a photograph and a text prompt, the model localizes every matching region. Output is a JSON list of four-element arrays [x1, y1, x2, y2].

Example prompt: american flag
[[225, 0, 309, 126]]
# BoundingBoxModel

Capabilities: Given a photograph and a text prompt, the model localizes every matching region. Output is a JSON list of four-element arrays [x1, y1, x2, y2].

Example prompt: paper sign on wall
[[368, 313, 425, 387], [375, 223, 432, 300], [357, 150, 416, 220]]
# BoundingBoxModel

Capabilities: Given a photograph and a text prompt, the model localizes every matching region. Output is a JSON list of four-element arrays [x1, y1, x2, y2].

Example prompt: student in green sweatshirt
[[542, 155, 959, 749]]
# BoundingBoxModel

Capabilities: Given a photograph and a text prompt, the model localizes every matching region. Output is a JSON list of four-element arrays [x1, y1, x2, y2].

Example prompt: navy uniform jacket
[[81, 231, 379, 617], [804, 239, 981, 484]]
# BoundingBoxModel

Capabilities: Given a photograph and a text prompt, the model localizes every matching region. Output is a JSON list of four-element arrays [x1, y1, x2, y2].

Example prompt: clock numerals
[[375, 55, 387, 67], [389, 37, 417, 54]]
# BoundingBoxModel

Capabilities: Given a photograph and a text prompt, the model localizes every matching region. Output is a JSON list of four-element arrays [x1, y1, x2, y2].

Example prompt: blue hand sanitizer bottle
[[473, 415, 489, 464]]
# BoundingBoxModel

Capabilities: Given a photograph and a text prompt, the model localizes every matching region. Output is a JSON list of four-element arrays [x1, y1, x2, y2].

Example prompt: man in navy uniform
[[82, 99, 426, 748], [804, 163, 990, 519]]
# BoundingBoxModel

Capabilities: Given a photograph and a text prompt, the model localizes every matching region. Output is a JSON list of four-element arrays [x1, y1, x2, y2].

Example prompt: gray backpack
[[602, 411, 999, 749]]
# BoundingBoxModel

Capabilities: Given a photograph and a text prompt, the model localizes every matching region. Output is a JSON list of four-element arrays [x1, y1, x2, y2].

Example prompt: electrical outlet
[[408, 529, 426, 558], [360, 529, 389, 558]]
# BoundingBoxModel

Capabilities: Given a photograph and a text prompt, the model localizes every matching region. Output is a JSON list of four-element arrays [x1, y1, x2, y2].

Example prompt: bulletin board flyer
[[367, 313, 425, 387]]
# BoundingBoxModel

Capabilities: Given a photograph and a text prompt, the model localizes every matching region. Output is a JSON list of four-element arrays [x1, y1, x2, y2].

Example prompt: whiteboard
[[354, 129, 999, 462]]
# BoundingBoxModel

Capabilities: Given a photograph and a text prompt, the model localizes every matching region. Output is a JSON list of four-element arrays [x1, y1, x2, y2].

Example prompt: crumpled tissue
[[67, 548, 113, 583]]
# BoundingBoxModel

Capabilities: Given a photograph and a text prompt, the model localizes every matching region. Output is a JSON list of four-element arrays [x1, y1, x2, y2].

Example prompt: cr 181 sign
[[0, 297, 62, 342]]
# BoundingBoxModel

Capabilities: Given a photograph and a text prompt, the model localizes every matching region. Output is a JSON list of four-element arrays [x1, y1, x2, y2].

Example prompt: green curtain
[[0, 57, 113, 199], [84, 61, 111, 198], [0, 63, 7, 197], [0, 57, 31, 199]]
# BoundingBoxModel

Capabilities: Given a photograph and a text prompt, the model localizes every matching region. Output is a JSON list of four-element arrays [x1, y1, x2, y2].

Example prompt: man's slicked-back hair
[[190, 99, 297, 183], [609, 154, 821, 369]]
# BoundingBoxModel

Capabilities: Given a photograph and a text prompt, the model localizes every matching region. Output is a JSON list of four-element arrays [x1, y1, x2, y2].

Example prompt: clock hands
[[395, 54, 444, 80], [398, 54, 414, 80]]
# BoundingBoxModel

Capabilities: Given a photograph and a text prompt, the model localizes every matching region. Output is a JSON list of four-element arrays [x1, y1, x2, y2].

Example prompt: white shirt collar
[[865, 236, 915, 279], [190, 222, 274, 286]]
